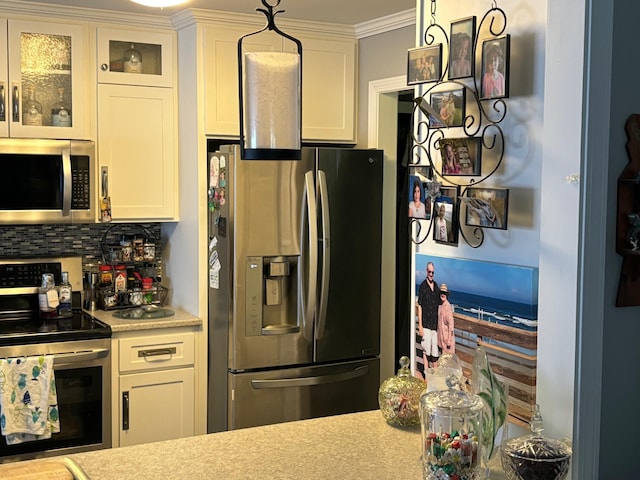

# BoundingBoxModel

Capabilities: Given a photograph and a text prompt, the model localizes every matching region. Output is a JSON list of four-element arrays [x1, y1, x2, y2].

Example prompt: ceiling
[[31, 0, 416, 25]]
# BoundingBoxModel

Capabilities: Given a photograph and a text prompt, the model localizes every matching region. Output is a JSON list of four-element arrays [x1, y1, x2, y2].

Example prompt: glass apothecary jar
[[378, 356, 425, 427], [419, 375, 484, 480], [500, 405, 572, 480]]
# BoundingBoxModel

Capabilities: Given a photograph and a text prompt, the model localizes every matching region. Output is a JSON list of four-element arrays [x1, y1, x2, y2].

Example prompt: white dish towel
[[0, 355, 60, 445]]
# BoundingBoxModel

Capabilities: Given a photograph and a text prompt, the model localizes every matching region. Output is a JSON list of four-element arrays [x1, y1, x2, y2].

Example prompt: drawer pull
[[138, 347, 177, 358]]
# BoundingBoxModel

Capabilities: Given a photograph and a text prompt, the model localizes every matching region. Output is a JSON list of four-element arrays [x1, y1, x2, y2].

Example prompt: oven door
[[0, 338, 111, 462]]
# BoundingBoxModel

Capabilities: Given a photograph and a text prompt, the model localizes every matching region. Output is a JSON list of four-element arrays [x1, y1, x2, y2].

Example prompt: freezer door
[[314, 149, 383, 363], [228, 357, 380, 430]]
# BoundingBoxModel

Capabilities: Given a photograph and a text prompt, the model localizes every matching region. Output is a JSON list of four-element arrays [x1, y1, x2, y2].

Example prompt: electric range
[[0, 257, 111, 347]]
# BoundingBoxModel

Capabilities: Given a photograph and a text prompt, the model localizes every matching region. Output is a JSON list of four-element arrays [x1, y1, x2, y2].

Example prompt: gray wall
[[598, 0, 640, 475], [356, 25, 415, 148]]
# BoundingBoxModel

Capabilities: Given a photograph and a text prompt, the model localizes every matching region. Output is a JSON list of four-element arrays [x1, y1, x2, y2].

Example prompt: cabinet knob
[[100, 63, 109, 71]]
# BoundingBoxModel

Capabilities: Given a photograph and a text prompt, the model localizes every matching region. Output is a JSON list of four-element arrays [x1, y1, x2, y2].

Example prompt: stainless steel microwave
[[0, 139, 96, 224]]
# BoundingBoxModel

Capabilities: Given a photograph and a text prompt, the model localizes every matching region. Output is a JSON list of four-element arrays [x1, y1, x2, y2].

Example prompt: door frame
[[367, 75, 413, 382]]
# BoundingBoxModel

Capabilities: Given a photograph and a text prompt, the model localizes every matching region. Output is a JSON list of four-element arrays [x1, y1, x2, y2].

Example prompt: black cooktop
[[0, 311, 111, 347]]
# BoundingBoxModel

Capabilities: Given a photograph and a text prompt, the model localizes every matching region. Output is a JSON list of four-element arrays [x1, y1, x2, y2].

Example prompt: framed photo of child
[[429, 88, 466, 129], [433, 186, 459, 246], [480, 35, 510, 100], [407, 45, 442, 86], [439, 137, 482, 176], [464, 187, 509, 230], [449, 17, 476, 79]]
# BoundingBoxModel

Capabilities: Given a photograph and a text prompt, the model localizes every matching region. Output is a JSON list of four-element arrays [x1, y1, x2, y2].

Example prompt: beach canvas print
[[412, 253, 538, 378]]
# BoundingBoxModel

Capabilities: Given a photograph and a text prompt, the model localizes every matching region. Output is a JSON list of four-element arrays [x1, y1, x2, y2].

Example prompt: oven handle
[[53, 348, 110, 365]]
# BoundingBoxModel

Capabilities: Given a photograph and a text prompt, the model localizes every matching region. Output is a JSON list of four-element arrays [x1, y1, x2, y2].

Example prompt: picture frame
[[464, 187, 509, 230], [429, 88, 466, 129], [433, 186, 459, 245], [480, 35, 510, 100], [439, 137, 482, 176], [449, 16, 476, 79], [408, 167, 433, 220], [407, 45, 443, 86]]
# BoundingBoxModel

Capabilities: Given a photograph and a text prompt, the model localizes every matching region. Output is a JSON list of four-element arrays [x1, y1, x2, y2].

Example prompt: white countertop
[[59, 410, 506, 480], [86, 307, 202, 333]]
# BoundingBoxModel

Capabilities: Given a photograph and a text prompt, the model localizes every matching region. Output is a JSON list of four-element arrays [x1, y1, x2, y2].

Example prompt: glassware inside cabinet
[[108, 40, 163, 76], [19, 32, 72, 127]]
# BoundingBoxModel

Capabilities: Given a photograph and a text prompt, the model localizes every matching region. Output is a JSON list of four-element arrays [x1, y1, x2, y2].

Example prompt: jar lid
[[501, 405, 572, 462], [99, 265, 112, 271], [420, 375, 484, 413]]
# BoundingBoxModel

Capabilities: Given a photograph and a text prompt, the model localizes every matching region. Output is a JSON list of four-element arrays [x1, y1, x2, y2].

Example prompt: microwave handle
[[62, 146, 72, 216]]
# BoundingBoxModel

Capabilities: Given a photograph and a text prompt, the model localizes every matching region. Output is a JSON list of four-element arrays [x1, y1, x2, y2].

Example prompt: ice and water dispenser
[[245, 256, 299, 336]]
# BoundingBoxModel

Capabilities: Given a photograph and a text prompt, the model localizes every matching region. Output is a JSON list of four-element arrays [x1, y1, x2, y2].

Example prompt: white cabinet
[[202, 24, 357, 144], [97, 28, 174, 88], [96, 27, 178, 221], [0, 18, 89, 139], [114, 329, 195, 448]]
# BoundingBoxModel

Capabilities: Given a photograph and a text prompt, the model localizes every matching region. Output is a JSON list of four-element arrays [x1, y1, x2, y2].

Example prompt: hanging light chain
[[430, 0, 437, 25]]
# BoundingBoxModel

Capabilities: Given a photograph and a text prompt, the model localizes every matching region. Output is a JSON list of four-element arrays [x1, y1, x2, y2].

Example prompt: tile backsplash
[[0, 223, 161, 261]]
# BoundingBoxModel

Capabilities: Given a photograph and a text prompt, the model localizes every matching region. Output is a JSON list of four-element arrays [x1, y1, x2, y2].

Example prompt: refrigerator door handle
[[316, 170, 330, 339], [300, 170, 318, 342], [250, 365, 369, 389]]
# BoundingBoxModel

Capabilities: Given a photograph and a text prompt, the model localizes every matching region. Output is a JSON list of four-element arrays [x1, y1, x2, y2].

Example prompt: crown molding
[[355, 8, 416, 39], [172, 8, 355, 38]]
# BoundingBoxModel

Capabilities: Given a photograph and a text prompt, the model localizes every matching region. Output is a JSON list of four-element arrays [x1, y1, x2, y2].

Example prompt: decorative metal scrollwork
[[409, 4, 508, 248]]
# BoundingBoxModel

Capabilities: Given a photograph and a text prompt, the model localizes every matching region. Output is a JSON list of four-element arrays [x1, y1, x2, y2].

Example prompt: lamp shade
[[238, 1, 302, 160]]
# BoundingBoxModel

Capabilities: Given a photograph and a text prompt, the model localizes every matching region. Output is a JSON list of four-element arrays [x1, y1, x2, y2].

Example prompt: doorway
[[367, 76, 414, 380]]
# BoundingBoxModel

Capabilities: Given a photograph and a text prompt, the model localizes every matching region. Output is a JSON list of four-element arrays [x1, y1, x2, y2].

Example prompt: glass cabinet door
[[97, 28, 174, 88], [6, 19, 88, 139]]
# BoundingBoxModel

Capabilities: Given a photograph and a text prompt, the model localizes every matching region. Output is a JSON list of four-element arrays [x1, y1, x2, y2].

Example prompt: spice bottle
[[114, 265, 127, 293], [99, 264, 113, 285]]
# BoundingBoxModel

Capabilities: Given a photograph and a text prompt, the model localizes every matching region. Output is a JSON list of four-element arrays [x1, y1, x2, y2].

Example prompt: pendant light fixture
[[238, 0, 302, 160]]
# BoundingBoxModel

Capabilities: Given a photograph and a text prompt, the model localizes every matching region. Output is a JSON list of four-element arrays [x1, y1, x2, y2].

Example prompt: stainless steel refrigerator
[[207, 145, 382, 432]]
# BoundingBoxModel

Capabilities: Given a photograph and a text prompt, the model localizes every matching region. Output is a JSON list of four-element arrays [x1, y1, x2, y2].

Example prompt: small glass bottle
[[123, 44, 143, 74], [38, 273, 59, 317], [23, 86, 43, 126], [58, 271, 72, 316], [51, 87, 71, 127], [114, 265, 128, 293]]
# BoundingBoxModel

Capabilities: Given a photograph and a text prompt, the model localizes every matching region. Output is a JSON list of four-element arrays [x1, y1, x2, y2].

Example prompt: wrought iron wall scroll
[[409, 0, 509, 248]]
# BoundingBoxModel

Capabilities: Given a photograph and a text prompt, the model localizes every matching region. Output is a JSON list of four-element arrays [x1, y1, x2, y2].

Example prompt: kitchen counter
[[59, 410, 507, 480], [86, 307, 202, 333]]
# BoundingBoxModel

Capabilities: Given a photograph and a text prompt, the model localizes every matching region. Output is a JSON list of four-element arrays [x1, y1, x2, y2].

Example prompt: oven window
[[0, 154, 63, 210], [0, 365, 103, 458]]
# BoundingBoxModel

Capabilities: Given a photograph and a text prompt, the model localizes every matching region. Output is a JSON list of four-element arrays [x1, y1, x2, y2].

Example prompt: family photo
[[481, 35, 510, 99], [449, 16, 476, 79], [429, 88, 465, 128], [407, 45, 442, 85], [433, 186, 459, 245], [439, 137, 482, 176], [464, 187, 509, 229]]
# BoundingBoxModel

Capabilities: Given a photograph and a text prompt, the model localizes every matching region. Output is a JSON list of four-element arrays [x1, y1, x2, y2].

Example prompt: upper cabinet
[[96, 27, 178, 222], [97, 28, 174, 88], [0, 18, 89, 139], [199, 19, 357, 144]]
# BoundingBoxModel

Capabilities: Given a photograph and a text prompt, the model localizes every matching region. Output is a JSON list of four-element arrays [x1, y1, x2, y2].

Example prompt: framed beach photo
[[464, 187, 509, 230], [449, 16, 476, 79], [408, 168, 433, 220], [429, 88, 466, 128], [407, 45, 442, 86], [433, 186, 459, 246], [480, 35, 510, 100], [439, 137, 482, 176]]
